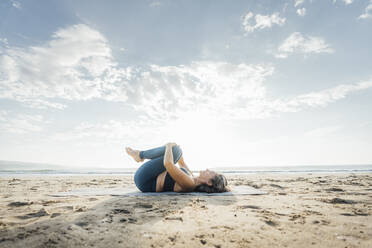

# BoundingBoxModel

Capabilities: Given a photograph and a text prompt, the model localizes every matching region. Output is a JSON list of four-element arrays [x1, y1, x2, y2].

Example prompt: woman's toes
[[126, 147, 134, 157], [126, 147, 143, 162], [126, 147, 134, 154]]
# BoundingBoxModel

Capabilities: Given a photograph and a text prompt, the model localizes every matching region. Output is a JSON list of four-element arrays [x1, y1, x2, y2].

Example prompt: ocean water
[[0, 162, 371, 177], [212, 165, 372, 174]]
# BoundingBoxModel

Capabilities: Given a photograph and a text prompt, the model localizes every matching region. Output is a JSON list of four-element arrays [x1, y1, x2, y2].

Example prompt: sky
[[0, 0, 372, 169]]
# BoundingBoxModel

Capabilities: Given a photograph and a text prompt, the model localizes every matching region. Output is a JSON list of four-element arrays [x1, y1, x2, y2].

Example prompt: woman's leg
[[134, 146, 183, 192], [134, 157, 165, 192], [139, 145, 182, 160]]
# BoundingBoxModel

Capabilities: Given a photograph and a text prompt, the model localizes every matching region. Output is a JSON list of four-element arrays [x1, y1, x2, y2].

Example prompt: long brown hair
[[194, 174, 230, 193]]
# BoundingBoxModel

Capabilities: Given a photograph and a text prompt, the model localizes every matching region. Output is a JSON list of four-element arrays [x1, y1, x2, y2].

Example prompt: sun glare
[[161, 110, 234, 169]]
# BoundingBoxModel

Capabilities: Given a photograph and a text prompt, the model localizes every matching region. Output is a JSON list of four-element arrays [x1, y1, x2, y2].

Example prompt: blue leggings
[[134, 145, 183, 192]]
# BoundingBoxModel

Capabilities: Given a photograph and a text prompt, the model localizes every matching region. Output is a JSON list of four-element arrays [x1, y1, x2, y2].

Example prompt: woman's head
[[194, 169, 230, 193]]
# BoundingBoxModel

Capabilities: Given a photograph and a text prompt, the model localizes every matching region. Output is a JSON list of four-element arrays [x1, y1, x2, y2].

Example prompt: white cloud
[[0, 24, 275, 121], [333, 0, 354, 5], [297, 8, 306, 17], [276, 32, 334, 58], [0, 38, 9, 54], [273, 78, 372, 112], [20, 99, 67, 110], [10, 0, 21, 9], [294, 0, 305, 7], [51, 61, 277, 144], [134, 62, 275, 121], [242, 12, 286, 34], [304, 125, 342, 138], [0, 111, 44, 134], [57, 67, 372, 144], [358, 0, 372, 19], [0, 38, 8, 45], [149, 1, 161, 7], [135, 68, 372, 122], [0, 24, 132, 109]]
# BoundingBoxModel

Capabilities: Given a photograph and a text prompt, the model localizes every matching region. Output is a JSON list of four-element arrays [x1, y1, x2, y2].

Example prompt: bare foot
[[125, 147, 144, 162]]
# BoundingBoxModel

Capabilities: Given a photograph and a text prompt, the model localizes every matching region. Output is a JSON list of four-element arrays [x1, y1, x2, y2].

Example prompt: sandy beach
[[0, 173, 371, 248]]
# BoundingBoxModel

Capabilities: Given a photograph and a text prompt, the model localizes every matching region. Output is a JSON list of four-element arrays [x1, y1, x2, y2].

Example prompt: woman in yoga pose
[[126, 142, 230, 193]]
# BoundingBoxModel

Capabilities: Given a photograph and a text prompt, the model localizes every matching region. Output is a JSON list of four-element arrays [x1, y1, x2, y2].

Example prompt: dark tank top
[[163, 167, 190, 192]]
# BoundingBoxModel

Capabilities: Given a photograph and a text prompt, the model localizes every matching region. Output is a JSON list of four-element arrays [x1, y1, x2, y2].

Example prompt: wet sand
[[0, 173, 371, 248]]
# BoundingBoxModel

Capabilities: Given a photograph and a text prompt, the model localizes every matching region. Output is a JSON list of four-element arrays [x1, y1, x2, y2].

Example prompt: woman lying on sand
[[126, 142, 230, 193]]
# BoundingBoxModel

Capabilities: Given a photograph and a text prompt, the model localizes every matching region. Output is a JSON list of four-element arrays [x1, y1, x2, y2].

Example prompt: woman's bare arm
[[163, 142, 176, 166], [163, 143, 195, 189]]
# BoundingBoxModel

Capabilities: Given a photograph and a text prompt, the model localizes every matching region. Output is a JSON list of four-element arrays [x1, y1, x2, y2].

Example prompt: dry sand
[[0, 173, 371, 248]]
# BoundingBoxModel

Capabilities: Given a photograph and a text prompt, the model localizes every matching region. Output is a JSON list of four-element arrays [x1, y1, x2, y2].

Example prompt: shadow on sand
[[0, 193, 238, 247]]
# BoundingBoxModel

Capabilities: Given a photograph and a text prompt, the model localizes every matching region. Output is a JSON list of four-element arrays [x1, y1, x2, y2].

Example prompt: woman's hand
[[165, 142, 177, 147]]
